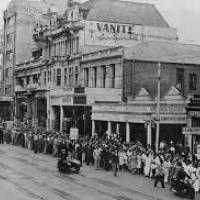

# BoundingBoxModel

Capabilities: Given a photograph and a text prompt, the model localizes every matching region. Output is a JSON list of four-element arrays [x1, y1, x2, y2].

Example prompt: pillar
[[60, 106, 63, 132], [147, 123, 152, 147], [114, 63, 123, 89], [105, 65, 112, 88], [126, 122, 130, 143], [92, 120, 95, 137], [46, 91, 50, 131], [89, 68, 94, 87], [97, 66, 103, 88], [116, 123, 120, 134], [107, 121, 111, 137], [49, 106, 55, 130]]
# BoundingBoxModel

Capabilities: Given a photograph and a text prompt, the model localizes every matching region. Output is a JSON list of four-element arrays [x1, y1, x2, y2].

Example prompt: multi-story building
[[2, 0, 70, 121], [15, 0, 179, 135], [83, 41, 200, 151]]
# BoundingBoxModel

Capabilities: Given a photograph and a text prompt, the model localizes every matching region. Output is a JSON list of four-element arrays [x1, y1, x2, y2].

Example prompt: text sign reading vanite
[[85, 21, 141, 47], [183, 127, 200, 135]]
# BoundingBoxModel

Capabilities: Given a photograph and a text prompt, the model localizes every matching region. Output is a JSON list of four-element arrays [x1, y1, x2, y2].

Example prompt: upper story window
[[48, 70, 52, 82], [6, 50, 13, 62], [75, 66, 79, 85], [33, 74, 39, 84], [176, 68, 184, 93], [56, 68, 61, 86], [69, 67, 73, 86], [7, 16, 15, 27], [85, 68, 89, 87], [94, 67, 97, 88], [7, 33, 14, 44], [102, 66, 106, 88], [64, 68, 67, 85], [189, 73, 197, 91], [53, 69, 56, 84], [44, 71, 47, 86], [111, 64, 116, 88]]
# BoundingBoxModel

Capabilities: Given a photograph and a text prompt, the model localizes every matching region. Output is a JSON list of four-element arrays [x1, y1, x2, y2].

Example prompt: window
[[111, 64, 115, 88], [26, 76, 30, 85], [176, 68, 184, 93], [75, 66, 79, 85], [94, 67, 97, 88], [102, 66, 106, 88], [53, 69, 56, 83], [85, 68, 89, 87], [33, 74, 39, 84], [76, 37, 79, 53], [5, 68, 8, 78], [69, 67, 73, 86], [7, 16, 15, 26], [48, 70, 51, 82], [6, 50, 13, 62], [189, 73, 197, 90], [17, 78, 23, 87], [64, 68, 67, 85], [56, 68, 61, 86], [44, 71, 47, 86], [7, 33, 14, 44]]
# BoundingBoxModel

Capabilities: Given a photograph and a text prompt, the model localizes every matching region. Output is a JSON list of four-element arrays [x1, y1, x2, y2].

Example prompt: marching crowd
[[1, 122, 200, 194]]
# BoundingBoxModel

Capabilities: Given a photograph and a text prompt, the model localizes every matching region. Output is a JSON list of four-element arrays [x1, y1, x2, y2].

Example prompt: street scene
[[0, 143, 198, 200], [0, 0, 200, 199]]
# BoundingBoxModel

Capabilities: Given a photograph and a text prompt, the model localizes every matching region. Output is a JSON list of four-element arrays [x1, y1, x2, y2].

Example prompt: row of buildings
[[1, 0, 200, 152]]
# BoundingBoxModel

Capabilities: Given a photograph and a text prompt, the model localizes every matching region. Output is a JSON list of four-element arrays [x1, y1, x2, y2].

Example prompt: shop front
[[16, 90, 47, 127], [92, 87, 187, 149], [49, 90, 92, 135]]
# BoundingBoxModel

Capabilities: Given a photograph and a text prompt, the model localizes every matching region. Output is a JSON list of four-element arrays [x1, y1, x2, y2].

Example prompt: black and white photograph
[[0, 0, 199, 199]]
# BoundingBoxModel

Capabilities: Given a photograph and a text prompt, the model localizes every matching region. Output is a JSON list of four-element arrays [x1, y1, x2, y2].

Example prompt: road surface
[[0, 144, 197, 200]]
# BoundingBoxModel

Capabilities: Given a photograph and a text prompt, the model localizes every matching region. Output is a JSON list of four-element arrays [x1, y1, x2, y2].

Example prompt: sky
[[0, 0, 199, 44]]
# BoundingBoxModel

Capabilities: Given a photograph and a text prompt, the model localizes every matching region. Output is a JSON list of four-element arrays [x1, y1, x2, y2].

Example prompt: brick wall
[[124, 60, 200, 99]]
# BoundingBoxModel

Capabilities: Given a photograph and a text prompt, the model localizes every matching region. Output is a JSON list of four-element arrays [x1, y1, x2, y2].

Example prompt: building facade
[[14, 0, 179, 137], [82, 41, 200, 151], [2, 0, 70, 121]]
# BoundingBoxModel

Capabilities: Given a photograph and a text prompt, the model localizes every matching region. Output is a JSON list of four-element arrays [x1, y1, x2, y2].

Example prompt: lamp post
[[156, 62, 161, 152]]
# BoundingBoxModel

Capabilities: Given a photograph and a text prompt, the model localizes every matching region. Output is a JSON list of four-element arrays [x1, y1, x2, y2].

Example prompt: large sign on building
[[85, 21, 177, 47], [85, 21, 141, 47]]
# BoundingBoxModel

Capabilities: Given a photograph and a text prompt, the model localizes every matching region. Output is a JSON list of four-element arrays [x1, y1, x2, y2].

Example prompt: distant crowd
[[0, 121, 200, 193]]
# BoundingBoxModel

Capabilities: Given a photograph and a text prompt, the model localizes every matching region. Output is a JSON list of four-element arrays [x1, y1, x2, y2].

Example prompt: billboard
[[84, 21, 177, 47], [85, 21, 141, 47]]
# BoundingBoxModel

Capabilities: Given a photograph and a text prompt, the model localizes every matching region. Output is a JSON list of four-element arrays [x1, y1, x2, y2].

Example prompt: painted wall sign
[[85, 21, 177, 47], [85, 21, 141, 47], [183, 127, 200, 135]]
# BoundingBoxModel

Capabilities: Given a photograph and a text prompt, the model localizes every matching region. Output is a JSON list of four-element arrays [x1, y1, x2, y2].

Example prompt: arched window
[[56, 68, 61, 86]]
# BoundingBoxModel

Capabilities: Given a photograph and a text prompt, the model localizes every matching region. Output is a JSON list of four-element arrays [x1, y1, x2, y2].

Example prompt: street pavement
[[0, 144, 199, 200]]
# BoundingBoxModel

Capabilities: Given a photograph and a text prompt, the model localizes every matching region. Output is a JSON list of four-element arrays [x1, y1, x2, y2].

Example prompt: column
[[126, 122, 130, 143], [89, 68, 94, 87], [105, 65, 112, 88], [46, 91, 50, 131], [92, 120, 95, 137], [23, 77, 27, 89], [60, 106, 64, 132], [49, 106, 55, 130], [97, 66, 103, 88], [187, 116, 193, 153], [147, 123, 152, 147], [114, 63, 123, 89], [107, 121, 112, 137], [116, 123, 120, 134]]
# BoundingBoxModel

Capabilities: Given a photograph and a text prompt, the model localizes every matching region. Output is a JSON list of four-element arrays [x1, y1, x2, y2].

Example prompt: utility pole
[[156, 62, 161, 152]]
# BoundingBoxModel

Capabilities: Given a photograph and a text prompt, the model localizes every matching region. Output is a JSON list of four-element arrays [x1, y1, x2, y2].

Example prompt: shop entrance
[[131, 123, 147, 146]]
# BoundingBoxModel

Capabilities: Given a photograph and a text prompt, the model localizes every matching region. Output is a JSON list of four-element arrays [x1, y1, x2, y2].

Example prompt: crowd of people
[[1, 121, 200, 194]]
